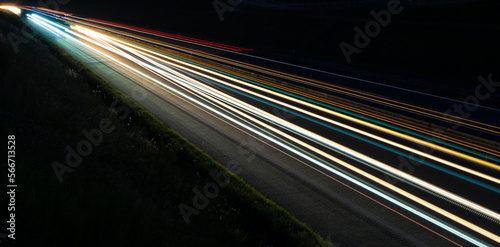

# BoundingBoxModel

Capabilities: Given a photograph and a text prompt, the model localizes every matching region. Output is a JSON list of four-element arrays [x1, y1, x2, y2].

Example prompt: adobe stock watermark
[[7, 0, 70, 53], [51, 89, 148, 182], [385, 73, 500, 185], [340, 0, 404, 64], [178, 135, 265, 225], [212, 0, 242, 22], [179, 106, 296, 224]]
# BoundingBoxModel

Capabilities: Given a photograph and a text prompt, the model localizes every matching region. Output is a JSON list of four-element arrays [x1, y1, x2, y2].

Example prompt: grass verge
[[0, 10, 333, 247]]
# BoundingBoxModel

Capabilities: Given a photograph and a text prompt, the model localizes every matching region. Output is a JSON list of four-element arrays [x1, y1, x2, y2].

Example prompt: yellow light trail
[[72, 25, 500, 225], [78, 14, 500, 137], [28, 13, 500, 245], [66, 18, 500, 165], [0, 6, 21, 15], [76, 24, 500, 181]]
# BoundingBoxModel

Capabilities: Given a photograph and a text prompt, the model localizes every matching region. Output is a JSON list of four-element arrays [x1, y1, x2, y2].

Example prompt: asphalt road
[[21, 8, 500, 246]]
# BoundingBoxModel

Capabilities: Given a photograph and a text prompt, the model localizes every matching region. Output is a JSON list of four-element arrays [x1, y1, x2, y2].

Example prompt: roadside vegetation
[[0, 10, 332, 247]]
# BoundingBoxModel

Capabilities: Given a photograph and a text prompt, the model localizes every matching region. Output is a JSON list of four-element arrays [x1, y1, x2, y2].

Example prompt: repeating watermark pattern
[[340, 0, 404, 64], [178, 135, 265, 224], [385, 73, 499, 185], [7, 20, 36, 53], [179, 105, 296, 224], [51, 89, 147, 182], [50, 110, 120, 183], [178, 161, 239, 225], [7, 0, 70, 53], [212, 0, 242, 22]]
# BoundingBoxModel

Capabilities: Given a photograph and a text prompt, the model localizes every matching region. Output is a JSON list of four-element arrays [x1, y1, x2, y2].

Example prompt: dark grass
[[0, 10, 332, 247]]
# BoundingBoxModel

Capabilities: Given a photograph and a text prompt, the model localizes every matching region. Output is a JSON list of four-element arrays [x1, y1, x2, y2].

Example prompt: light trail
[[73, 16, 252, 52], [74, 25, 500, 184], [26, 11, 500, 246], [62, 16, 500, 166], [35, 7, 72, 16], [69, 20, 500, 237], [22, 7, 500, 142], [68, 14, 500, 140], [0, 5, 21, 15]]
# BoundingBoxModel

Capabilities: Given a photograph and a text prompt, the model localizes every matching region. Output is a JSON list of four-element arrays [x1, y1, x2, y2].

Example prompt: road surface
[[17, 7, 500, 246]]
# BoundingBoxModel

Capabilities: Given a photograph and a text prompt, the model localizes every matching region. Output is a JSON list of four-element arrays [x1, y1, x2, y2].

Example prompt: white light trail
[[27, 13, 500, 245], [0, 6, 21, 15]]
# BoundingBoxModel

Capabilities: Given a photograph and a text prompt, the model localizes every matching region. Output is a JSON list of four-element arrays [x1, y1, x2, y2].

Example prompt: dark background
[[11, 0, 500, 103]]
